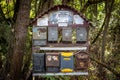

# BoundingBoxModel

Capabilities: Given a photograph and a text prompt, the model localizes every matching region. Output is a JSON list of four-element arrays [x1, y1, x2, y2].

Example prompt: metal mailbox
[[62, 27, 72, 42], [75, 59, 88, 70], [76, 27, 87, 42], [33, 27, 47, 40], [33, 53, 45, 73], [48, 27, 58, 42], [46, 53, 60, 72], [33, 40, 46, 46], [60, 52, 74, 72], [75, 52, 89, 70]]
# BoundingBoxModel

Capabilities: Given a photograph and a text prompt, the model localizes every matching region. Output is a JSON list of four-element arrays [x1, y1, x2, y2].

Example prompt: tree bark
[[98, 0, 114, 80], [6, 0, 31, 80]]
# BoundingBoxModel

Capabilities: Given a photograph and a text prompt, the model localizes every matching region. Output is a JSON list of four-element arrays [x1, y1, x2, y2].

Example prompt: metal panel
[[76, 27, 87, 42], [48, 27, 58, 41], [33, 40, 46, 46], [62, 27, 72, 42], [60, 52, 74, 72], [33, 72, 88, 76], [33, 53, 45, 73], [33, 27, 47, 40], [39, 47, 87, 51]]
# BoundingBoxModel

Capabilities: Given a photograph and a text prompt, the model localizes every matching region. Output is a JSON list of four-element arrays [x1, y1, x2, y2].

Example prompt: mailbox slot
[[33, 53, 45, 73], [48, 27, 58, 42], [76, 27, 87, 42], [60, 52, 74, 72], [33, 40, 46, 46]]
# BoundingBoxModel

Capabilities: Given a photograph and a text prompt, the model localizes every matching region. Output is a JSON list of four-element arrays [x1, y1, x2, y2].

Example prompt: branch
[[91, 0, 114, 45], [80, 0, 105, 13], [90, 57, 120, 77], [91, 16, 106, 44]]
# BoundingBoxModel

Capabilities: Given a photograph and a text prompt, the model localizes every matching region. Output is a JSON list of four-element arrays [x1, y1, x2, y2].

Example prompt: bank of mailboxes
[[62, 28, 72, 42], [76, 27, 87, 42], [75, 52, 89, 70], [33, 53, 45, 73], [33, 26, 87, 44], [46, 53, 60, 72], [33, 52, 88, 73], [48, 27, 58, 42]]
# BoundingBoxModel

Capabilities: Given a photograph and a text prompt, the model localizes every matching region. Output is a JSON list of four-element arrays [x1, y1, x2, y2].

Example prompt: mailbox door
[[75, 52, 88, 70], [76, 27, 87, 42], [75, 59, 88, 70], [62, 28, 72, 42], [48, 27, 58, 41], [33, 53, 45, 72], [33, 27, 47, 40], [60, 52, 74, 72], [33, 40, 46, 46], [46, 53, 60, 67]]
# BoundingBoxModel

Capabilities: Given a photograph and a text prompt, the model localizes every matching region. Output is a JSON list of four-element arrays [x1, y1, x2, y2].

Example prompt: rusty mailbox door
[[75, 52, 89, 71], [46, 53, 60, 72]]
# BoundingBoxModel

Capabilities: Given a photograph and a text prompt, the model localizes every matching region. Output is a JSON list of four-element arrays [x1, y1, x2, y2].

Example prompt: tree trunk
[[6, 0, 31, 80]]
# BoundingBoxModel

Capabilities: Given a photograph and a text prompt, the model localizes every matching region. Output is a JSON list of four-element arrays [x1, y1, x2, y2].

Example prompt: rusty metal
[[75, 52, 89, 70], [75, 59, 88, 70]]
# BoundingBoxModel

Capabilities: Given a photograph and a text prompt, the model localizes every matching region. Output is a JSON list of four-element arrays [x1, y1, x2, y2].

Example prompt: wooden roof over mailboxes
[[30, 5, 91, 27]]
